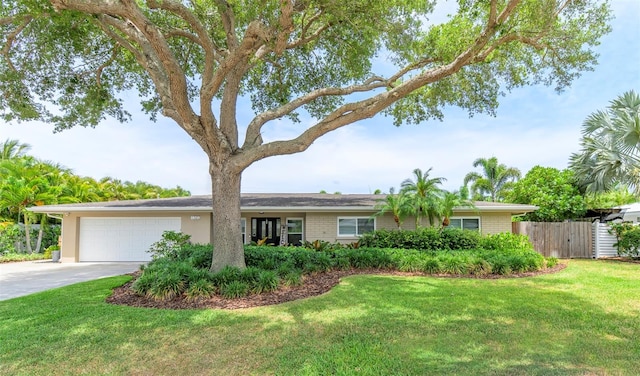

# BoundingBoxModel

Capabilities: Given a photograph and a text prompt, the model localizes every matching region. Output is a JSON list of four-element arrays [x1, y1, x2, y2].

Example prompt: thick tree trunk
[[209, 162, 246, 272]]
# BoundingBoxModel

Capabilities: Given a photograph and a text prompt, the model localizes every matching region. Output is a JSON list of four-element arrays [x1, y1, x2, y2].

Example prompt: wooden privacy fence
[[512, 221, 593, 258]]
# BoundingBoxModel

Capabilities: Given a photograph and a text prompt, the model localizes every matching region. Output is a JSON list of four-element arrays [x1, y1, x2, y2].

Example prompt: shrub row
[[134, 241, 557, 301], [359, 228, 535, 253], [359, 227, 482, 251]]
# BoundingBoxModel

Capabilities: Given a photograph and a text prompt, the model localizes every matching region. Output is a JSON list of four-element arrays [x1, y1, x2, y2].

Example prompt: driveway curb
[[0, 261, 142, 301]]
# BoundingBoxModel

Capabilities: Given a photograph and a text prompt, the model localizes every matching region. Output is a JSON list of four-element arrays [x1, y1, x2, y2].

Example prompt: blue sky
[[2, 0, 639, 195]]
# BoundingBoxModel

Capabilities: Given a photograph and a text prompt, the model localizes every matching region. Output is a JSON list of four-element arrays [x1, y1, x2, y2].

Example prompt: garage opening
[[78, 217, 181, 262]]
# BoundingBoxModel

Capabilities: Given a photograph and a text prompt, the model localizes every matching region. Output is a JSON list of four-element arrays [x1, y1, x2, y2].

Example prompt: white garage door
[[79, 217, 181, 262]]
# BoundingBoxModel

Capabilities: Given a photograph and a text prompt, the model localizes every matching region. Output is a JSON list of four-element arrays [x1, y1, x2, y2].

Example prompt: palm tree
[[98, 177, 130, 200], [160, 185, 191, 198], [463, 157, 521, 202], [1, 139, 31, 160], [373, 187, 412, 229], [440, 187, 476, 227], [0, 157, 76, 253], [570, 90, 640, 194], [0, 173, 57, 253], [401, 168, 446, 228], [61, 175, 102, 203]]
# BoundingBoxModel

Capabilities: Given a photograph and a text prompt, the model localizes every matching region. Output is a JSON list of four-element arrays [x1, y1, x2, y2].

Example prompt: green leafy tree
[[463, 157, 521, 202], [608, 223, 640, 258], [507, 166, 587, 222], [584, 185, 638, 209], [401, 168, 445, 228], [0, 150, 190, 249], [60, 175, 103, 203], [373, 187, 412, 229], [160, 185, 190, 198], [0, 1, 612, 270], [0, 158, 59, 253], [97, 177, 133, 201], [570, 90, 640, 194], [90, 176, 189, 201]]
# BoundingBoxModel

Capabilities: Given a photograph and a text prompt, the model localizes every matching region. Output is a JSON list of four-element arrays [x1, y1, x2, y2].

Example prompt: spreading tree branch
[[146, 0, 228, 133], [2, 15, 32, 71], [237, 0, 525, 168]]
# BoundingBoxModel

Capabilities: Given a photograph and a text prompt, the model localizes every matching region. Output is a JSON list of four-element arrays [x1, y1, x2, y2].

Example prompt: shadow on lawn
[[1, 263, 638, 375], [268, 272, 638, 375]]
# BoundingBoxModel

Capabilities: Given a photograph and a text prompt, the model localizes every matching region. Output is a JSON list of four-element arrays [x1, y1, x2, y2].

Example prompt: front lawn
[[1, 259, 638, 375]]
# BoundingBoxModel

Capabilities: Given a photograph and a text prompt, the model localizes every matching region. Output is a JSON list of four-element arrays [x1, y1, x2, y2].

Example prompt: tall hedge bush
[[359, 227, 481, 251]]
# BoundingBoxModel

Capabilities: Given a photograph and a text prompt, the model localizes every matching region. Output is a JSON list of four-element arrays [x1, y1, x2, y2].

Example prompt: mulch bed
[[106, 262, 569, 310]]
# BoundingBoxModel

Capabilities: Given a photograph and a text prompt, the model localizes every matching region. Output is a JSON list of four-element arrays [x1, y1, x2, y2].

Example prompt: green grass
[[1, 260, 639, 375]]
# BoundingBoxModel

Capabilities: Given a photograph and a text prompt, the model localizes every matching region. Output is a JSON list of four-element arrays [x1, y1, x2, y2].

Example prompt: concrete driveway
[[0, 261, 143, 301]]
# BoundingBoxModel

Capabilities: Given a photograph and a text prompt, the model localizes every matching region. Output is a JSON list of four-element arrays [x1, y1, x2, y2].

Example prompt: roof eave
[[28, 204, 539, 214], [27, 206, 213, 213]]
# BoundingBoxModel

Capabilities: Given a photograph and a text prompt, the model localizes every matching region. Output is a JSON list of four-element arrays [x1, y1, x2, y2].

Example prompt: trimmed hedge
[[132, 230, 555, 301], [359, 227, 481, 250]]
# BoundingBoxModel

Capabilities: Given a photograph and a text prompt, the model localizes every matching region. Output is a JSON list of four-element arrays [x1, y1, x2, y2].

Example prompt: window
[[338, 217, 375, 237], [240, 218, 247, 244], [286, 218, 304, 246], [448, 217, 480, 231]]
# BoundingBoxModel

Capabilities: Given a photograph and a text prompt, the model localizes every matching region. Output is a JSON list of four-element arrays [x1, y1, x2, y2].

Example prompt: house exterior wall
[[304, 212, 380, 244], [479, 212, 514, 235], [57, 209, 517, 262], [59, 215, 78, 263], [305, 212, 340, 243], [375, 213, 417, 231], [59, 211, 209, 262], [453, 211, 513, 235], [180, 213, 211, 244]]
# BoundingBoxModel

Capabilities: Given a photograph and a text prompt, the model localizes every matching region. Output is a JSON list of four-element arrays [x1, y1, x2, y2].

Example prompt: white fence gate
[[592, 220, 619, 258]]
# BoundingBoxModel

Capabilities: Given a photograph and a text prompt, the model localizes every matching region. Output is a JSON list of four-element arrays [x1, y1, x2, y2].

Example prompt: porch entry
[[251, 217, 281, 245], [249, 217, 304, 245]]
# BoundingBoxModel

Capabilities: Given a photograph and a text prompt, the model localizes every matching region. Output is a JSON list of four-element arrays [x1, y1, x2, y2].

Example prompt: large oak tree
[[1, 0, 611, 271]]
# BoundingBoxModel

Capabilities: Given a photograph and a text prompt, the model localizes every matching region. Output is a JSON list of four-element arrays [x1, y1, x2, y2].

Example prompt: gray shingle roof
[[28, 193, 538, 213]]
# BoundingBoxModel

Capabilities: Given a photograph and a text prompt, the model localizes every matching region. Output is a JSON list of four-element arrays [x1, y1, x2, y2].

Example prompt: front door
[[251, 218, 281, 245]]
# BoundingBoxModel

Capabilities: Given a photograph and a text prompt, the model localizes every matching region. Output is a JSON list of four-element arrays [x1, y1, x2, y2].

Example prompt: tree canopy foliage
[[583, 185, 638, 209], [0, 138, 190, 253], [507, 166, 587, 222], [1, 0, 613, 270], [0, 139, 190, 222]]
